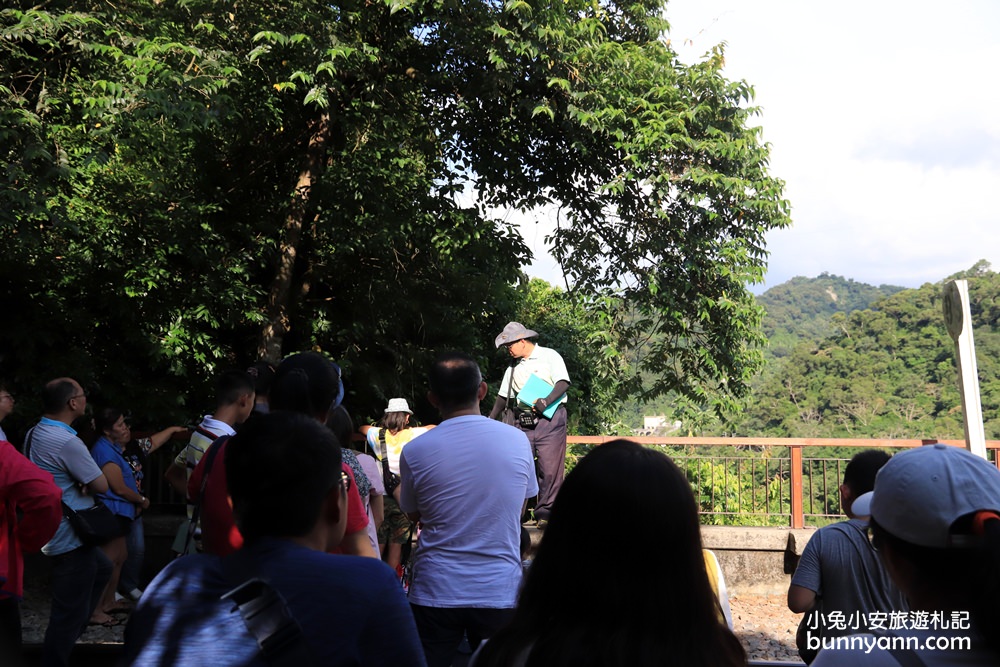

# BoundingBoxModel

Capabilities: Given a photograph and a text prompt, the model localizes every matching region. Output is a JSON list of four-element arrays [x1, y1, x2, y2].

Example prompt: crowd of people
[[1, 321, 999, 666]]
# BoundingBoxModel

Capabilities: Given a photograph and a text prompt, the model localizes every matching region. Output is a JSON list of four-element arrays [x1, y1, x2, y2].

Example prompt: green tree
[[1, 0, 789, 432]]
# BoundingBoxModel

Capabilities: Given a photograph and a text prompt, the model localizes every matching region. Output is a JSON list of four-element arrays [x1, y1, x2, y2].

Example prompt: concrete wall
[[702, 525, 817, 596]]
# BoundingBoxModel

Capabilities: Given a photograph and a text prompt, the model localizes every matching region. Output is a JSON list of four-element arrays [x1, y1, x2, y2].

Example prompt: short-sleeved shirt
[[123, 538, 426, 666], [174, 416, 235, 520], [400, 415, 537, 608], [365, 426, 429, 475], [91, 436, 138, 519], [27, 418, 104, 555], [497, 344, 570, 407], [791, 519, 907, 638]]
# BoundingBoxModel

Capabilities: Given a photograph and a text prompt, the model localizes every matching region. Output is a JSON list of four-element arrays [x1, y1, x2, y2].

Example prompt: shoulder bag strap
[[378, 428, 391, 479], [23, 423, 37, 458], [504, 358, 517, 410], [220, 552, 315, 667]]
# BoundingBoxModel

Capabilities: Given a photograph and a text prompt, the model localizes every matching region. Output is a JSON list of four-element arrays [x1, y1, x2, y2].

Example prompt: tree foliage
[[1, 0, 788, 435]]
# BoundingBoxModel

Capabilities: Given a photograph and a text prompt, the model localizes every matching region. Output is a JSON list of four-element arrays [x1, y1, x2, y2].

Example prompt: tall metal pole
[[942, 279, 987, 459]]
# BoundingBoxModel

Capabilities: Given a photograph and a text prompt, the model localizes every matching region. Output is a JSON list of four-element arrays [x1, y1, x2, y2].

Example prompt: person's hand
[[533, 398, 548, 415]]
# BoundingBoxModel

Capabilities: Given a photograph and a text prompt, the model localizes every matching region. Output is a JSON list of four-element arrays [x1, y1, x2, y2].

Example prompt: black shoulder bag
[[26, 426, 124, 546]]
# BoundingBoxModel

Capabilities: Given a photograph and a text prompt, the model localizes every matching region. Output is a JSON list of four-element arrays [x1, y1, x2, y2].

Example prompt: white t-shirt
[[365, 426, 429, 475], [498, 344, 570, 407], [400, 415, 538, 608]]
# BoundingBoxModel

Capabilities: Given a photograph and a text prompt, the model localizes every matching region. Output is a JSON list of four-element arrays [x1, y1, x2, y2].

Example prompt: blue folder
[[517, 374, 563, 419]]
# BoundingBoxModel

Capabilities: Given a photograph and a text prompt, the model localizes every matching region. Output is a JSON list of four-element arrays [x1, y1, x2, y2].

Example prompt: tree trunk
[[258, 114, 329, 361]]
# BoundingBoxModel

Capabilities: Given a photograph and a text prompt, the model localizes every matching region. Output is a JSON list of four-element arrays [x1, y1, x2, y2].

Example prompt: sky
[[518, 1, 1000, 294]]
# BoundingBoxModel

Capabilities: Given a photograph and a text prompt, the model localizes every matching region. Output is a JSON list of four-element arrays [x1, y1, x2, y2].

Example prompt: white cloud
[[514, 1, 1000, 293]]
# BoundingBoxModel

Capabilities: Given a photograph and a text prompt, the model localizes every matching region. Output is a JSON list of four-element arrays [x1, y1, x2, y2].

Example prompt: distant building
[[632, 416, 681, 437], [644, 416, 667, 430]]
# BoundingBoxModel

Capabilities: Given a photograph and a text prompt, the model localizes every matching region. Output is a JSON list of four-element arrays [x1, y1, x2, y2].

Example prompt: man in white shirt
[[401, 352, 537, 667], [489, 322, 570, 526]]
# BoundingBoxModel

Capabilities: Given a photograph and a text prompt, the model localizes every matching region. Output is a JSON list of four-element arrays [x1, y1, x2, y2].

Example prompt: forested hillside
[[628, 262, 1000, 440], [758, 273, 905, 358], [727, 261, 1000, 439]]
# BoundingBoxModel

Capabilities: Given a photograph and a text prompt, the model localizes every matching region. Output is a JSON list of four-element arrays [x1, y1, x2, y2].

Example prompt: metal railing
[[567, 436, 1000, 528], [143, 431, 1000, 528]]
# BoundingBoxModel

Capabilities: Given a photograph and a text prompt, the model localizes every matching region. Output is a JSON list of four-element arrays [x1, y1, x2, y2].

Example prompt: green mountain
[[628, 262, 1000, 441], [757, 273, 906, 358], [729, 261, 1000, 439]]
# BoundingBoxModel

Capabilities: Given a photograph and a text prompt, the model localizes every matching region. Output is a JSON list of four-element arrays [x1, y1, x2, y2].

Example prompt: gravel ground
[[730, 593, 803, 663], [20, 583, 803, 663]]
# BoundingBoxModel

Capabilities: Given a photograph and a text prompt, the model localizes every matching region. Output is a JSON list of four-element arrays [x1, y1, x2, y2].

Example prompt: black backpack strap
[[220, 552, 314, 667]]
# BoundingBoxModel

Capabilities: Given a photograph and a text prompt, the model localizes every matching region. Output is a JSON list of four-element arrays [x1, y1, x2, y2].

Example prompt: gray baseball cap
[[870, 443, 1000, 548]]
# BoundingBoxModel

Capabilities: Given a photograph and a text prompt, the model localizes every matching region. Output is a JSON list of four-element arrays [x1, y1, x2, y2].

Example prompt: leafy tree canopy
[[1, 0, 788, 436]]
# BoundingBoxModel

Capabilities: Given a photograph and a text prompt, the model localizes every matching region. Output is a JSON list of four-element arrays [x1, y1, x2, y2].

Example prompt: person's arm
[[534, 379, 570, 415], [102, 462, 148, 509], [83, 472, 109, 495], [164, 461, 188, 497], [337, 465, 376, 557], [339, 528, 376, 557], [359, 425, 373, 436], [488, 396, 506, 420], [788, 531, 821, 613], [146, 426, 188, 454], [787, 584, 817, 613], [370, 492, 384, 529], [399, 452, 420, 523]]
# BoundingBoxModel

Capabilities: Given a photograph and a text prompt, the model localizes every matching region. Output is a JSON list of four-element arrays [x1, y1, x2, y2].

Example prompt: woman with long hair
[[472, 439, 746, 667]]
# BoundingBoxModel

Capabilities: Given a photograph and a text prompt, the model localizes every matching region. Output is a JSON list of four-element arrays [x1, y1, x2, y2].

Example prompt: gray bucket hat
[[495, 322, 539, 348]]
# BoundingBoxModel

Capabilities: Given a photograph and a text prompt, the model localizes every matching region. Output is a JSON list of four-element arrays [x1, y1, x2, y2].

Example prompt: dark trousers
[[42, 545, 112, 667], [410, 604, 514, 667], [0, 596, 22, 664], [119, 516, 144, 595], [521, 406, 567, 521]]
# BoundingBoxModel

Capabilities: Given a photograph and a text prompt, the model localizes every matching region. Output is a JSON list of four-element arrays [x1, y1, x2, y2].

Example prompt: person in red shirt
[[1, 439, 62, 656], [189, 352, 374, 557]]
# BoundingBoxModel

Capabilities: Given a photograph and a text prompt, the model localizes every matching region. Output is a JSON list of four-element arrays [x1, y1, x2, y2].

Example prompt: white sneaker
[[126, 588, 144, 602]]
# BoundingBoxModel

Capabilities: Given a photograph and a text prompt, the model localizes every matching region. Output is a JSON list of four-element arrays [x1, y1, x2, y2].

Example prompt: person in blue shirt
[[89, 408, 150, 623]]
